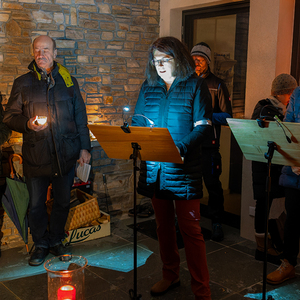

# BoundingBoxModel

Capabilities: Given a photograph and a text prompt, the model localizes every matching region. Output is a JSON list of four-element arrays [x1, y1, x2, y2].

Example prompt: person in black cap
[[191, 42, 232, 241], [251, 73, 297, 268]]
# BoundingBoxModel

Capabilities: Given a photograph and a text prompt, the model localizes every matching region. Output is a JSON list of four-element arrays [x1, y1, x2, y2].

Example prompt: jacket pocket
[[22, 138, 51, 166], [62, 134, 81, 161]]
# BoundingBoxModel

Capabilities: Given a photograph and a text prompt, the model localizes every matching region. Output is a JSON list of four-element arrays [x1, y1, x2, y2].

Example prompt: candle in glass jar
[[36, 116, 47, 125]]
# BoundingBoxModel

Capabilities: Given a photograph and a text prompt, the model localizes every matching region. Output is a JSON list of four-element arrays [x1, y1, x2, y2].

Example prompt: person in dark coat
[[267, 81, 300, 285], [3, 35, 91, 266], [191, 42, 232, 242], [0, 93, 11, 152], [251, 73, 297, 265], [0, 92, 12, 191], [132, 36, 212, 300]]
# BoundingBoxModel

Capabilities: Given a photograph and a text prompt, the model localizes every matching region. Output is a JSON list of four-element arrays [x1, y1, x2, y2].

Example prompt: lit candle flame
[[57, 284, 76, 300]]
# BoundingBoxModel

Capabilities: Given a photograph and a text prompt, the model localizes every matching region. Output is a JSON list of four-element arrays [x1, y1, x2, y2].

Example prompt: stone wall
[[0, 0, 160, 248]]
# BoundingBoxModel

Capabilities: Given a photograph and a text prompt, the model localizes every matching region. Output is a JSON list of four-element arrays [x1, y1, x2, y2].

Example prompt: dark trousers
[[254, 196, 274, 233], [152, 196, 211, 300], [26, 167, 75, 248], [252, 161, 285, 233], [202, 148, 224, 224], [284, 187, 300, 266]]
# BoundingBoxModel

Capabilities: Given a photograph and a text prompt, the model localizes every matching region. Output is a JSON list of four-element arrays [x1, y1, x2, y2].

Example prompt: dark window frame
[[291, 0, 300, 82], [182, 0, 250, 50]]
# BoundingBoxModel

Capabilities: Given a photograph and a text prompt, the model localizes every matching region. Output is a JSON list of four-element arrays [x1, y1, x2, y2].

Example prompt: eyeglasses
[[152, 57, 174, 66]]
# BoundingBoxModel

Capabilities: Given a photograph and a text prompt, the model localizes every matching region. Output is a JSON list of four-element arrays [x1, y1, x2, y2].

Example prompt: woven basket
[[47, 189, 100, 231], [65, 189, 100, 231]]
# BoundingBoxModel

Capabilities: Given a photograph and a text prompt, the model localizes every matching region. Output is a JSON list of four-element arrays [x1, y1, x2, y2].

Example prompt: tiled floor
[[0, 213, 299, 300]]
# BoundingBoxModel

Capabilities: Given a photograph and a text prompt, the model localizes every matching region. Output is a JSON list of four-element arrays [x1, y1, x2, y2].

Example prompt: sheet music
[[76, 163, 91, 183]]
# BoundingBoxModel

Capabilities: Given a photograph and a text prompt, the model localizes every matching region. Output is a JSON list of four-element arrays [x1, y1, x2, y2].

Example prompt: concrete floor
[[0, 213, 299, 300]]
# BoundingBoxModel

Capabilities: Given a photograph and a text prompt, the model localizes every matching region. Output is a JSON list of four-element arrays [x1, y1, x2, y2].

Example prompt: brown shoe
[[267, 259, 296, 285], [150, 278, 180, 296], [255, 233, 283, 265]]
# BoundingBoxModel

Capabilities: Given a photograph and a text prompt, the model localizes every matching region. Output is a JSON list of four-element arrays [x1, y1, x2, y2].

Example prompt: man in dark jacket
[[3, 35, 91, 266], [191, 42, 232, 241]]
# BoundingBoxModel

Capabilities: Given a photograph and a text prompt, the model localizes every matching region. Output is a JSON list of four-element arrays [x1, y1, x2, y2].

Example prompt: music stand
[[88, 124, 183, 300], [227, 118, 300, 300]]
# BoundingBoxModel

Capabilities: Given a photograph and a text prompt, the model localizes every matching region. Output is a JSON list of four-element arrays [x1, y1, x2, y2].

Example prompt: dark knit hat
[[271, 73, 298, 95], [191, 42, 211, 64]]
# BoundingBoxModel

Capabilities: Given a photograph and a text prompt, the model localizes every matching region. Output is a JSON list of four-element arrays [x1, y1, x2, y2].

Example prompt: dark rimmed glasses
[[152, 57, 174, 66]]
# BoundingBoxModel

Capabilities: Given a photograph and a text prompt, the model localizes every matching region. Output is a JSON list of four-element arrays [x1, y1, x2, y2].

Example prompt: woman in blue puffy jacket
[[132, 36, 212, 300]]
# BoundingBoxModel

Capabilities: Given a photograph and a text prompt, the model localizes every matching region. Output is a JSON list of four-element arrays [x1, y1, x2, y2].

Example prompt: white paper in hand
[[76, 163, 91, 182]]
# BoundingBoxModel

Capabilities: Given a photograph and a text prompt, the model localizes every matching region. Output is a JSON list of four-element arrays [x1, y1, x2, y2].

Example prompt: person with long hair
[[132, 36, 212, 300]]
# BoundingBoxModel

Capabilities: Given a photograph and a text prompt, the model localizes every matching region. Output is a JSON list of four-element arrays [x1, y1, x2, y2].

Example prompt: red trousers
[[152, 196, 211, 300]]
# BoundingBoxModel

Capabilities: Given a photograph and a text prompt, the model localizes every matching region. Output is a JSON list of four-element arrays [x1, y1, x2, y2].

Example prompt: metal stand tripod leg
[[128, 142, 142, 300], [262, 141, 276, 300]]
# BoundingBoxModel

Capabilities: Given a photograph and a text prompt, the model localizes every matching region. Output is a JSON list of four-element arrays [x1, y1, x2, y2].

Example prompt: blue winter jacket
[[279, 87, 300, 189], [132, 74, 212, 200]]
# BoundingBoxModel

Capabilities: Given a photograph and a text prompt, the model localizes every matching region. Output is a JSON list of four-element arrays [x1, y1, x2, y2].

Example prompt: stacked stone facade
[[0, 0, 160, 249]]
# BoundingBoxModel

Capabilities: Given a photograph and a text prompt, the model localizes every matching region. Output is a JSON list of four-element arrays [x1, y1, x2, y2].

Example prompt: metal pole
[[129, 142, 142, 300]]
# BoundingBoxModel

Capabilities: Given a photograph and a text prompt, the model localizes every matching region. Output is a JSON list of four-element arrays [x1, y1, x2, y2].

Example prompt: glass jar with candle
[[36, 116, 47, 125], [44, 255, 88, 300]]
